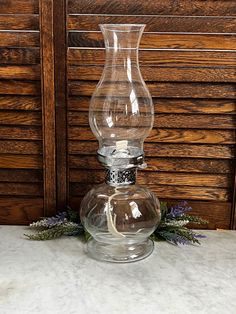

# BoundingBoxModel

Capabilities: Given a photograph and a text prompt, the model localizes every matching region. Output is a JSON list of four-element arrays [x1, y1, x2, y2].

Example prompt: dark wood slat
[[0, 111, 41, 126], [68, 141, 235, 159], [68, 65, 236, 83], [68, 97, 236, 115], [0, 182, 42, 196], [0, 154, 42, 169], [70, 169, 232, 188], [69, 155, 233, 174], [0, 0, 39, 14], [68, 49, 236, 67], [155, 114, 236, 129], [70, 182, 230, 201], [0, 15, 39, 30], [0, 32, 39, 47], [0, 126, 41, 140], [68, 15, 236, 33], [144, 143, 235, 159], [68, 198, 231, 230], [53, 0, 68, 210], [0, 197, 43, 225], [68, 32, 236, 50], [68, 0, 236, 15], [0, 65, 40, 80], [0, 96, 41, 110], [68, 81, 236, 99], [69, 126, 235, 144], [40, 0, 56, 216], [0, 169, 42, 182], [0, 81, 40, 95], [68, 112, 236, 129], [0, 48, 40, 64], [0, 140, 42, 154], [150, 129, 235, 144], [154, 99, 236, 115]]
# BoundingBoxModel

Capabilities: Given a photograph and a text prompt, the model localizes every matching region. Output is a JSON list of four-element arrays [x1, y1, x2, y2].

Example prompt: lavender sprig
[[166, 201, 192, 219], [29, 212, 68, 229], [25, 222, 81, 240]]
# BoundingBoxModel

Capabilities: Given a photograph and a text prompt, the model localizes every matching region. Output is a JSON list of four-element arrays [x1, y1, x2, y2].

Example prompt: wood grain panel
[[0, 182, 42, 196], [0, 140, 42, 154], [68, 32, 236, 50], [0, 32, 39, 47], [0, 48, 40, 65], [0, 111, 41, 126], [68, 97, 236, 115], [155, 114, 236, 129], [0, 169, 42, 182], [68, 0, 236, 16], [69, 155, 233, 174], [40, 0, 56, 216], [68, 111, 236, 129], [53, 0, 68, 210], [0, 65, 40, 80], [0, 81, 40, 95], [0, 0, 42, 225], [68, 141, 234, 159], [0, 197, 43, 225], [144, 144, 235, 159], [0, 126, 41, 140], [68, 49, 236, 67], [149, 129, 235, 144], [69, 126, 235, 144], [68, 15, 236, 33], [0, 15, 39, 30], [70, 182, 230, 201], [70, 169, 232, 188], [0, 96, 41, 111], [0, 0, 39, 14], [68, 81, 236, 99], [0, 154, 42, 169], [68, 65, 236, 83]]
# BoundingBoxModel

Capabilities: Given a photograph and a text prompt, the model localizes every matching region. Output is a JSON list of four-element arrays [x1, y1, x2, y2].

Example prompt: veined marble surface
[[0, 226, 236, 314]]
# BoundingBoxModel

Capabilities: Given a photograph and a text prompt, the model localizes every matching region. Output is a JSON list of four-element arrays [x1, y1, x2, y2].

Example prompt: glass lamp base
[[86, 238, 154, 263]]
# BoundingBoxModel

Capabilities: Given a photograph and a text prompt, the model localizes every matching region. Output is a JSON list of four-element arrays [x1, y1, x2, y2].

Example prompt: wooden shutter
[[0, 0, 56, 224], [66, 0, 236, 229]]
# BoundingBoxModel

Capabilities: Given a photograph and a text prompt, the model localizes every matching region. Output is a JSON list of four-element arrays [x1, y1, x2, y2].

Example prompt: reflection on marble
[[0, 226, 236, 314]]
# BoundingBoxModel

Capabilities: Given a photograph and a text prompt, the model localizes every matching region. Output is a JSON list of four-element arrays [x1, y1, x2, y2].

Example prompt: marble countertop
[[0, 226, 236, 314]]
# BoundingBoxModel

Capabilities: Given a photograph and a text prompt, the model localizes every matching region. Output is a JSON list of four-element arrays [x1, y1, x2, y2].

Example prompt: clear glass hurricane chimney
[[80, 24, 161, 263]]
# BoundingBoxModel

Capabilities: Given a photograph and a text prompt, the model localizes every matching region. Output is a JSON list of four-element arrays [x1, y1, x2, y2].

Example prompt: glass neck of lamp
[[101, 24, 145, 68]]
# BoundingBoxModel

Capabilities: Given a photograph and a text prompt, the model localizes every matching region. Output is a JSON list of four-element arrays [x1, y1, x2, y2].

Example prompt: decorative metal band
[[98, 153, 144, 168], [105, 168, 136, 185]]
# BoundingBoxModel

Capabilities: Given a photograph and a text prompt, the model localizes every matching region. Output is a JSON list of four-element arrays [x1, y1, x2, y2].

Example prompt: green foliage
[[181, 214, 208, 225], [67, 206, 80, 223], [84, 230, 92, 242], [25, 223, 81, 241], [160, 201, 168, 218]]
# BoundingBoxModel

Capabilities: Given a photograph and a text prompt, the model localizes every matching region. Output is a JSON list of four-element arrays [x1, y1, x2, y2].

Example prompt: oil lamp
[[80, 24, 161, 262]]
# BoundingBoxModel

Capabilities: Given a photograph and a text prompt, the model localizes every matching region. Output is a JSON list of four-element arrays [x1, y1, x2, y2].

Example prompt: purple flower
[[166, 201, 192, 219], [193, 233, 207, 238], [43, 212, 68, 228]]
